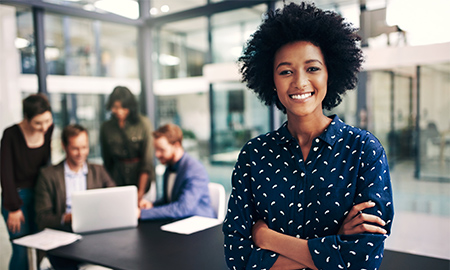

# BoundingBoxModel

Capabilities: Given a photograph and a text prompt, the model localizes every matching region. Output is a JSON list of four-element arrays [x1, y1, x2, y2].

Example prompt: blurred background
[[0, 0, 449, 268]]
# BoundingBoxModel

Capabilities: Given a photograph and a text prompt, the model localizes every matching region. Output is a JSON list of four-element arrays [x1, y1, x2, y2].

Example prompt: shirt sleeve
[[99, 166, 116, 188], [223, 146, 279, 270], [34, 170, 64, 230], [308, 135, 394, 270], [139, 161, 208, 220], [0, 128, 21, 211]]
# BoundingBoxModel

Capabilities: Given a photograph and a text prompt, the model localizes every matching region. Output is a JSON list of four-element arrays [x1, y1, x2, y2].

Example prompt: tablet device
[[71, 185, 138, 233]]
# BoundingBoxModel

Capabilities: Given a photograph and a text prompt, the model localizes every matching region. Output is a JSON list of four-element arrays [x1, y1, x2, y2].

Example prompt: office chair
[[208, 182, 226, 222]]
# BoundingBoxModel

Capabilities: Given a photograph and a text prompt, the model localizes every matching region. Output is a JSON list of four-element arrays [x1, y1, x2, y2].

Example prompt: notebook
[[71, 185, 138, 233]]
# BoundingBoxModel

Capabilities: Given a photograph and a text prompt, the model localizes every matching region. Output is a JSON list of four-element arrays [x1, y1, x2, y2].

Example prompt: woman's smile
[[273, 41, 328, 118]]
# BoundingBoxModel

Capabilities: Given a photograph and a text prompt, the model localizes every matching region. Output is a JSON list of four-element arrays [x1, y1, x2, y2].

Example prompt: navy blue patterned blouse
[[223, 115, 394, 270]]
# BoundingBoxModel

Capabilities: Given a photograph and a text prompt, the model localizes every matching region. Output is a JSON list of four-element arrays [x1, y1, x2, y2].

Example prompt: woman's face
[[111, 101, 130, 122], [273, 41, 328, 119], [27, 111, 53, 133]]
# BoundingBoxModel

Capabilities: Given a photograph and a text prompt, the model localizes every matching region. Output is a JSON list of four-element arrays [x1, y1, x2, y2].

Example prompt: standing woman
[[100, 86, 155, 202], [223, 2, 394, 270], [1, 93, 53, 270]]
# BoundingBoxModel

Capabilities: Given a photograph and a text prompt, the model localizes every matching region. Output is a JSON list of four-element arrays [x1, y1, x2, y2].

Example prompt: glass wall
[[210, 82, 270, 163], [46, 93, 108, 163], [43, 14, 138, 77], [156, 17, 208, 80], [209, 5, 271, 167], [16, 11, 139, 164], [211, 5, 266, 63], [16, 8, 35, 74], [419, 63, 450, 180]]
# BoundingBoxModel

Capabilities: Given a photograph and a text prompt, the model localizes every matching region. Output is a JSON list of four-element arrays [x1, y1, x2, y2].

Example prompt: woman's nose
[[293, 72, 308, 89]]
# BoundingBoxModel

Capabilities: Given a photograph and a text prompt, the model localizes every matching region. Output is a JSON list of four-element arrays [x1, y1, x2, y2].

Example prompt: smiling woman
[[273, 41, 329, 123], [1, 93, 53, 270], [223, 2, 394, 270]]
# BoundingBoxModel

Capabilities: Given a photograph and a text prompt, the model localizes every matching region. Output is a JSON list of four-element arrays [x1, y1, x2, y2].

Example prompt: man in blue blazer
[[139, 123, 215, 220]]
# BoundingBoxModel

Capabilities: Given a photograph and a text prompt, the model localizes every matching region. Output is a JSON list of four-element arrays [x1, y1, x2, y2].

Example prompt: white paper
[[13, 228, 82, 251], [160, 216, 222, 235]]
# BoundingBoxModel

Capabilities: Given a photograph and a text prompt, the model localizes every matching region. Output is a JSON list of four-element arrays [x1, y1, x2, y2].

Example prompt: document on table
[[13, 228, 82, 251], [161, 216, 222, 235]]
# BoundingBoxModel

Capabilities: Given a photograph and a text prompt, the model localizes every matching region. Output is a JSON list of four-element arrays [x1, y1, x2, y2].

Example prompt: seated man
[[35, 124, 115, 270], [139, 123, 215, 220]]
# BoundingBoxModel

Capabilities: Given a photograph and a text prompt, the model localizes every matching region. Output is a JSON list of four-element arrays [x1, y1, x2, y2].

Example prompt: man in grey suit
[[35, 124, 116, 232], [35, 124, 116, 270]]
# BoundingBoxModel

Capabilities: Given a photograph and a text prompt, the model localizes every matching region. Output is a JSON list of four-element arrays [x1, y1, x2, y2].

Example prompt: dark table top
[[381, 249, 449, 270], [48, 219, 449, 270], [48, 219, 228, 270]]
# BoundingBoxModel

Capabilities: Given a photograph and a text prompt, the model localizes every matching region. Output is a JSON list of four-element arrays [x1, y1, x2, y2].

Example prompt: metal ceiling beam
[[0, 0, 143, 25], [146, 0, 274, 27]]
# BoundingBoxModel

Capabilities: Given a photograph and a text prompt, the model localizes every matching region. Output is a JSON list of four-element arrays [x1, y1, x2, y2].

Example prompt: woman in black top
[[1, 93, 53, 270]]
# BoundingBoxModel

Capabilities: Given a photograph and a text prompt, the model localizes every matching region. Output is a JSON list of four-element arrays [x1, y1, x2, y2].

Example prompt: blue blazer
[[140, 153, 215, 220]]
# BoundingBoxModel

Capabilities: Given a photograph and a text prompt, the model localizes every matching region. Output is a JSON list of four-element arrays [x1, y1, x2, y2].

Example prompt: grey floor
[[1, 160, 449, 269]]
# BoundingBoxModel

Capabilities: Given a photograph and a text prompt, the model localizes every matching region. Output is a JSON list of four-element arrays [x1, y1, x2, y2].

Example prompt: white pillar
[[0, 5, 23, 133]]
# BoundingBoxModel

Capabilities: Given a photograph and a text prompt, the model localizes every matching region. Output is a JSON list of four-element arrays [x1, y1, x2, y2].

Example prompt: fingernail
[[369, 201, 375, 206]]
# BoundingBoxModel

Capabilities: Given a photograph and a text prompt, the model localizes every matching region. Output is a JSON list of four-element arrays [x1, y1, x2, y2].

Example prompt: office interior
[[0, 0, 449, 269]]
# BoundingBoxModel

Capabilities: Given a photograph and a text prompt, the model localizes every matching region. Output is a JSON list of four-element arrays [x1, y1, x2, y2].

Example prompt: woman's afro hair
[[238, 2, 364, 112]]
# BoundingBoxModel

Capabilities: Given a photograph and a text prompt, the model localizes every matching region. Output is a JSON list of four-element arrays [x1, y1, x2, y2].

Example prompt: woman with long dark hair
[[100, 86, 154, 202]]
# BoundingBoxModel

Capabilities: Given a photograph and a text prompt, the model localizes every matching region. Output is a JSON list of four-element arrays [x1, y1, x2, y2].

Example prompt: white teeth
[[291, 93, 312, 100]]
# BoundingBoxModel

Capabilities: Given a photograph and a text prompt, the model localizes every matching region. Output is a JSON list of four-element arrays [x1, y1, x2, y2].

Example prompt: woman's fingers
[[354, 212, 386, 227], [339, 201, 387, 235], [8, 211, 24, 234], [349, 201, 376, 219], [349, 223, 387, 234]]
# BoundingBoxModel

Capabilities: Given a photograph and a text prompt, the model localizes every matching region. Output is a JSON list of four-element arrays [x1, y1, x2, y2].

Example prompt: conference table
[[47, 219, 450, 270], [48, 219, 228, 270]]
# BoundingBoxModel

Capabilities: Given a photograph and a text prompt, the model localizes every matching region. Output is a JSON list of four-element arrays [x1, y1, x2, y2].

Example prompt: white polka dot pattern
[[222, 115, 394, 270]]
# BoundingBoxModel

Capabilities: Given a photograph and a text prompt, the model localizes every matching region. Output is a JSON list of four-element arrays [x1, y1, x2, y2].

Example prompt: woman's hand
[[7, 210, 25, 234], [338, 201, 387, 235]]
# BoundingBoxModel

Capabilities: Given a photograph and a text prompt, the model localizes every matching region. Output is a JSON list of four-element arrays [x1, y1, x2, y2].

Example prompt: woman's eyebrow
[[305, 59, 324, 65], [275, 62, 291, 69], [276, 59, 324, 70]]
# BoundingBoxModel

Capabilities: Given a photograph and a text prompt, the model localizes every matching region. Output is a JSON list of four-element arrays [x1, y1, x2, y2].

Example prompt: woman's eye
[[307, 67, 320, 72], [279, 70, 292, 75]]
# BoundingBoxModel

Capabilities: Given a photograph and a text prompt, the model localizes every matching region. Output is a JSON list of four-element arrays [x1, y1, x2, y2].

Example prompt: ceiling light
[[15, 38, 30, 49], [45, 47, 60, 60], [159, 54, 180, 66], [83, 4, 95, 11], [94, 0, 139, 19], [160, 5, 170, 13], [150, 7, 158, 15]]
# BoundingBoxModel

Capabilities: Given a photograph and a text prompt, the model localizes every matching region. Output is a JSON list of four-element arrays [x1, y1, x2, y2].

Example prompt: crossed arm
[[251, 201, 387, 270]]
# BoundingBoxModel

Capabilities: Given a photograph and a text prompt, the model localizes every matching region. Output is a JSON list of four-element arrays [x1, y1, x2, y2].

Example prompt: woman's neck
[[18, 120, 45, 148], [287, 113, 331, 158], [117, 119, 126, 128]]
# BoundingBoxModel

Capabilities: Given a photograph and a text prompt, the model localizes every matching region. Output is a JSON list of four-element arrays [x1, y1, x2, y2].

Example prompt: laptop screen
[[71, 185, 138, 233]]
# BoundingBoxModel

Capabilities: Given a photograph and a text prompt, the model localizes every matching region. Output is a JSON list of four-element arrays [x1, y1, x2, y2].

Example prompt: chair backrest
[[208, 182, 226, 221]]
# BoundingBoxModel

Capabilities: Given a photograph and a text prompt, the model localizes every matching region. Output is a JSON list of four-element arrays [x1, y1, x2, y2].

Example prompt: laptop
[[71, 185, 138, 233]]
